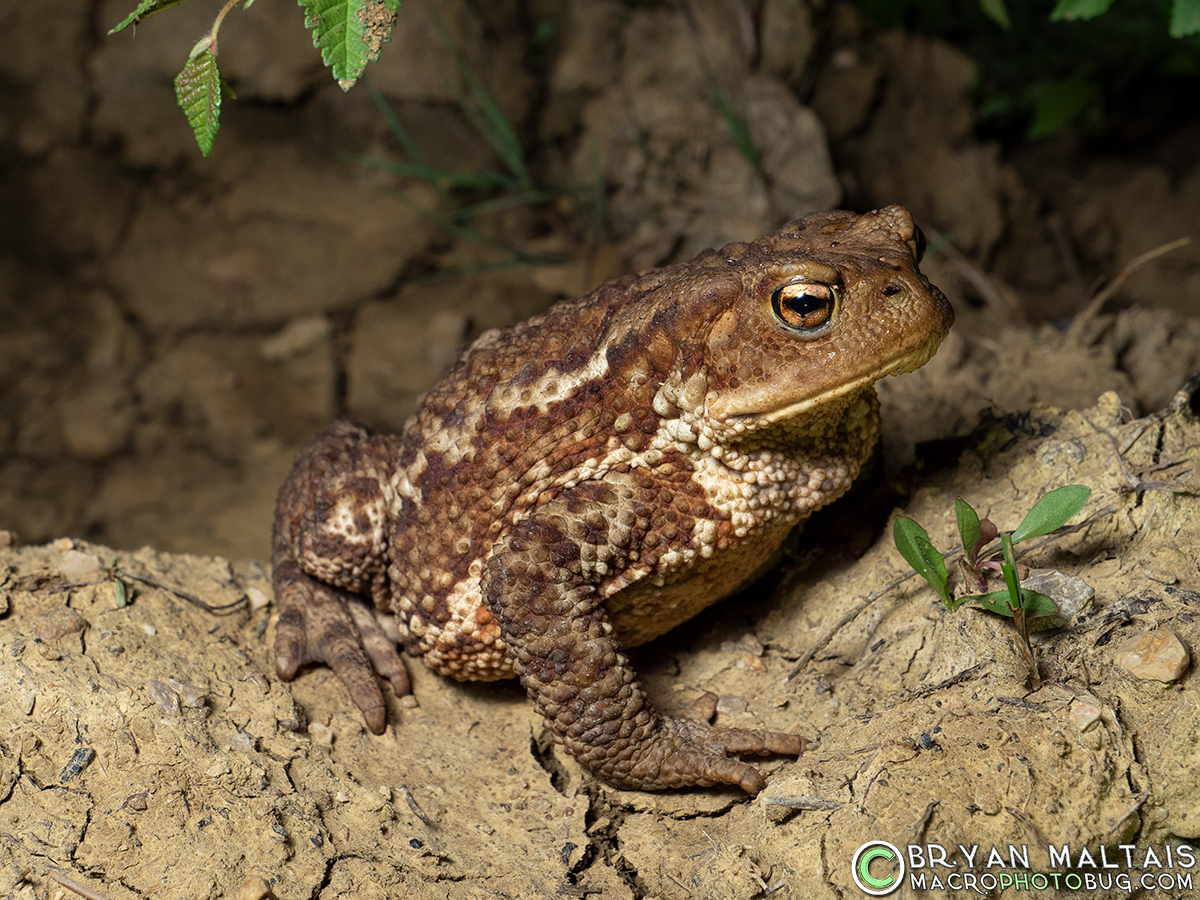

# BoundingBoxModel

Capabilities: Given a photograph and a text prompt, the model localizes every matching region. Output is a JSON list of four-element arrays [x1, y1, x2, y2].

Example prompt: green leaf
[[417, 0, 526, 183], [955, 498, 981, 563], [971, 588, 1061, 620], [1002, 559, 1022, 608], [1011, 484, 1091, 543], [300, 0, 397, 91], [109, 0, 192, 34], [1026, 78, 1100, 140], [174, 49, 222, 156], [1050, 0, 1117, 21], [980, 0, 1011, 30], [1171, 0, 1200, 36], [893, 517, 953, 607]]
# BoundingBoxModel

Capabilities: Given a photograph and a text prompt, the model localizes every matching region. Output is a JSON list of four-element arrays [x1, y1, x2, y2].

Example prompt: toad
[[272, 205, 953, 794]]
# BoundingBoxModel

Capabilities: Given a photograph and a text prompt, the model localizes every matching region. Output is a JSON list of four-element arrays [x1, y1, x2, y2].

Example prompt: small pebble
[[1067, 698, 1102, 730], [1113, 630, 1189, 683], [308, 722, 334, 747], [736, 634, 765, 656], [260, 315, 331, 362], [715, 694, 747, 714], [1022, 569, 1094, 629], [123, 791, 150, 811], [35, 607, 88, 641], [166, 678, 208, 708], [145, 680, 181, 715], [235, 875, 274, 900], [59, 549, 101, 580], [247, 587, 271, 611]]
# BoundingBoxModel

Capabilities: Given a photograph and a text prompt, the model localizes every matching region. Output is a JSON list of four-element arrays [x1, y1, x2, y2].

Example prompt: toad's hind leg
[[481, 477, 805, 794], [271, 421, 409, 734]]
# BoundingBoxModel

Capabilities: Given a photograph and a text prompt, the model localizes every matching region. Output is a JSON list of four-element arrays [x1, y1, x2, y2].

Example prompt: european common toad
[[272, 206, 954, 793]]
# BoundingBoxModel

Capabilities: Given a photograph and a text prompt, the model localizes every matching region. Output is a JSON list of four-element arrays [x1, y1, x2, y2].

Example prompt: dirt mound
[[2, 389, 1197, 899]]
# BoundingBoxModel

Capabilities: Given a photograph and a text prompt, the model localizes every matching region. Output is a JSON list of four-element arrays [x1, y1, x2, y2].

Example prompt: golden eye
[[771, 280, 837, 337]]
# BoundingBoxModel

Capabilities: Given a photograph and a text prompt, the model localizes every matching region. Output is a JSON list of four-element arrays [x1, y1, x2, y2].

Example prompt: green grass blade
[[174, 49, 222, 156], [464, 82, 527, 182], [685, 25, 760, 171], [416, 0, 528, 183], [355, 154, 515, 190], [379, 187, 560, 264], [1011, 484, 1091, 543], [366, 82, 427, 167]]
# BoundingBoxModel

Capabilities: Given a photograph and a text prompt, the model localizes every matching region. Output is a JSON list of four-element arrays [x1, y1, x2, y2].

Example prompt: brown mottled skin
[[272, 206, 954, 794]]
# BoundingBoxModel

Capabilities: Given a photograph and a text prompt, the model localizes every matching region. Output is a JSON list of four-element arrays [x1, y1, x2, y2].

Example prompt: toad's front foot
[[273, 557, 410, 734]]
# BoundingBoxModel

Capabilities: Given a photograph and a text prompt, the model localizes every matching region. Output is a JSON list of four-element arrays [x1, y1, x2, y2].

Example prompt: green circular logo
[[852, 841, 904, 895]]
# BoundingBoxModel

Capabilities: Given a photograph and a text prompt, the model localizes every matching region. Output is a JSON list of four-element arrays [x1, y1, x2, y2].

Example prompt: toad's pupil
[[786, 292, 826, 317], [775, 284, 833, 329]]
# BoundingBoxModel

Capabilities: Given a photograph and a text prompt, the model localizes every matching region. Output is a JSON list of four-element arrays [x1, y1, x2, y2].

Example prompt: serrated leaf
[[109, 0, 192, 34], [174, 49, 222, 157], [1050, 0, 1117, 20], [893, 517, 953, 607], [1172, 0, 1200, 36], [1011, 484, 1091, 543], [980, 0, 1011, 29], [300, 0, 397, 91]]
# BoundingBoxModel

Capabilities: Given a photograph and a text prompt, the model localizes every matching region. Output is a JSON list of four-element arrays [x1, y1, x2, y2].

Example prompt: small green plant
[[893, 484, 1091, 674], [102, 557, 130, 608], [109, 0, 401, 156]]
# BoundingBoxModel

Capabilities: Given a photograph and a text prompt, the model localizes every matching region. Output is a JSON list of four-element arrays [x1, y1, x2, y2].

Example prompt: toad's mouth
[[713, 330, 948, 429]]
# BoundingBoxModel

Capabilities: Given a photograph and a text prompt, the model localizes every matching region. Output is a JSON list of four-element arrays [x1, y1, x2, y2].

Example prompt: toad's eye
[[908, 226, 927, 263], [770, 280, 837, 337]]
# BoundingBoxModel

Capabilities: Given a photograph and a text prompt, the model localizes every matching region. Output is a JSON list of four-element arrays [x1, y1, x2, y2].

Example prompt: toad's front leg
[[481, 478, 804, 794], [272, 421, 411, 734]]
